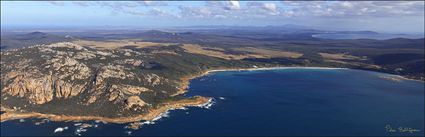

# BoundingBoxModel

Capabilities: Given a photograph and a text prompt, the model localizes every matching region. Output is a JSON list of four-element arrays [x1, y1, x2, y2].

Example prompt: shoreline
[[378, 74, 424, 83], [173, 66, 422, 96], [171, 66, 348, 96], [205, 66, 347, 73], [0, 96, 211, 124], [202, 66, 424, 83], [1, 66, 422, 125]]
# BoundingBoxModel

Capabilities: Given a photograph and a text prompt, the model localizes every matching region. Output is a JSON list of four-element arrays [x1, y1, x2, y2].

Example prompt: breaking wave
[[139, 97, 216, 126]]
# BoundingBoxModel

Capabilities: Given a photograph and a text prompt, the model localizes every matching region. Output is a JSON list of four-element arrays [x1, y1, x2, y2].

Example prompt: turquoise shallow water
[[1, 68, 424, 136]]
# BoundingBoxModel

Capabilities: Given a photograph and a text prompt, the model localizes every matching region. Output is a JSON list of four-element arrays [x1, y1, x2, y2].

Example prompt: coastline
[[0, 96, 211, 124], [173, 66, 422, 96], [205, 66, 347, 73], [3, 66, 332, 124], [378, 74, 425, 83], [204, 66, 424, 83], [171, 66, 348, 96], [1, 66, 422, 125]]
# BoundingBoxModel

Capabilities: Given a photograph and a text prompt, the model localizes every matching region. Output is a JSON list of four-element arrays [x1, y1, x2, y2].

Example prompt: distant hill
[[382, 38, 425, 48], [0, 31, 71, 50], [337, 31, 379, 34]]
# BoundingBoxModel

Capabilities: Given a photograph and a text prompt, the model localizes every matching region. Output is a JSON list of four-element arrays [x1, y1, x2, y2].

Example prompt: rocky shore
[[0, 96, 211, 123]]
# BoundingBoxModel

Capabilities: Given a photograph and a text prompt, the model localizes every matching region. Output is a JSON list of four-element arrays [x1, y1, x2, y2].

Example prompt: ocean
[[1, 68, 424, 136]]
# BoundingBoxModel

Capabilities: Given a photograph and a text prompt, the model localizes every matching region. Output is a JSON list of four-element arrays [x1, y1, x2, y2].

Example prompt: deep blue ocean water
[[1, 68, 424, 136]]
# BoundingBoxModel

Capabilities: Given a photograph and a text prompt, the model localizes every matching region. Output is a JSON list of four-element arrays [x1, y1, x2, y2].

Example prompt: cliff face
[[2, 73, 84, 105], [0, 42, 193, 118]]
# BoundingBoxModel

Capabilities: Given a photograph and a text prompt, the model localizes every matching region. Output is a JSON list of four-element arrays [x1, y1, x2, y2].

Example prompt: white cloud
[[47, 1, 424, 19], [281, 1, 424, 17], [340, 1, 354, 8], [122, 8, 171, 17], [263, 3, 277, 11], [48, 1, 65, 6], [47, 1, 170, 17], [178, 6, 213, 18], [139, 1, 168, 6], [224, 1, 240, 10], [246, 2, 280, 16]]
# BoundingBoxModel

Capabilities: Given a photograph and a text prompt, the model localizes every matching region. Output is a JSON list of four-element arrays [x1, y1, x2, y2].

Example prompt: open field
[[72, 39, 175, 49], [235, 47, 304, 58]]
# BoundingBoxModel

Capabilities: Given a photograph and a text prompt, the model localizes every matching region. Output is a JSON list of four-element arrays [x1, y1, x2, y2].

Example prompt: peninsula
[[1, 30, 424, 125]]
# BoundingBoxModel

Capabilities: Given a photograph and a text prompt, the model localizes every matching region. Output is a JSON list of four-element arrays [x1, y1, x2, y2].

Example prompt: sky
[[1, 1, 424, 33]]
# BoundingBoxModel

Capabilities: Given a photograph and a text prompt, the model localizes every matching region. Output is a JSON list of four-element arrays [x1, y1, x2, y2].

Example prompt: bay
[[1, 68, 423, 136]]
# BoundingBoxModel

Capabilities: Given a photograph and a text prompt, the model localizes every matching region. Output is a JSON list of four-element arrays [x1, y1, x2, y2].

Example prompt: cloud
[[72, 1, 93, 7], [179, 1, 244, 19], [48, 1, 65, 6], [205, 1, 240, 11], [263, 3, 277, 12], [46, 1, 424, 19], [121, 8, 171, 17], [340, 1, 354, 8], [178, 6, 213, 18], [281, 1, 424, 18], [139, 1, 168, 7], [246, 2, 279, 16], [224, 1, 240, 10], [47, 1, 170, 17]]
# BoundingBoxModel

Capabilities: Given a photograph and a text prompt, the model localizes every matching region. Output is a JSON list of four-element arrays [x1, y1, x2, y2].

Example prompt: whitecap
[[140, 121, 153, 125], [151, 111, 170, 122], [125, 131, 132, 135], [195, 98, 215, 109], [74, 123, 82, 126], [140, 106, 190, 126], [73, 123, 92, 136], [54, 127, 65, 133], [136, 98, 215, 127]]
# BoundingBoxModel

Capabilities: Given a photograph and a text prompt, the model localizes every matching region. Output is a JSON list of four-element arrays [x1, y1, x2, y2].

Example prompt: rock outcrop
[[2, 71, 86, 104], [1, 42, 167, 107], [125, 96, 146, 109], [0, 41, 214, 122]]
